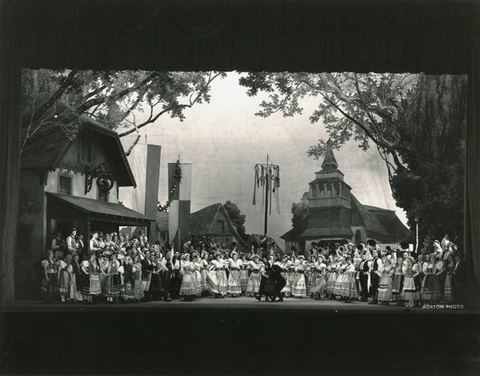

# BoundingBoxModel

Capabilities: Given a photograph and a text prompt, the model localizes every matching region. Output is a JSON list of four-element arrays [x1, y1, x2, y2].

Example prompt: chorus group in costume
[[41, 229, 466, 307]]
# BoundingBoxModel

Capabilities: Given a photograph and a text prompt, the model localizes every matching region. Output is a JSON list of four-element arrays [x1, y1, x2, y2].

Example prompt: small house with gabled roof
[[16, 116, 152, 299], [189, 203, 249, 250]]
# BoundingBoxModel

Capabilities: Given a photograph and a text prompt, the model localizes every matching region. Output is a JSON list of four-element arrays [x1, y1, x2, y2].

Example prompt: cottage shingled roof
[[189, 203, 249, 248], [351, 195, 390, 237], [365, 206, 410, 242], [21, 116, 136, 187]]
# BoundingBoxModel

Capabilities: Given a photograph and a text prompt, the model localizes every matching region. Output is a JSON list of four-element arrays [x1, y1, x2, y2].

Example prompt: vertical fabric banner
[[168, 163, 192, 247]]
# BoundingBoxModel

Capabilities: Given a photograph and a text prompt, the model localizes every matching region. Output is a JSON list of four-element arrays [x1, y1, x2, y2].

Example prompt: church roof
[[321, 148, 338, 171], [281, 195, 410, 243]]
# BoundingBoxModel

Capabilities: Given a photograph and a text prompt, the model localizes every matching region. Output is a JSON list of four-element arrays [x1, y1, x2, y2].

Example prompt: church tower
[[307, 148, 352, 209]]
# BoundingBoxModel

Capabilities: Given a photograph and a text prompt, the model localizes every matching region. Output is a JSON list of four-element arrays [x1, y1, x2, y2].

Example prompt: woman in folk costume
[[99, 256, 110, 301], [133, 254, 144, 302], [122, 256, 136, 302], [286, 261, 296, 298], [239, 253, 249, 296], [443, 254, 456, 303], [378, 256, 394, 305], [292, 256, 308, 298], [207, 252, 228, 298], [57, 258, 70, 303], [402, 257, 420, 307], [105, 253, 121, 303], [421, 254, 443, 304], [41, 250, 58, 303], [77, 260, 91, 302], [391, 255, 405, 306], [199, 253, 210, 297], [334, 257, 348, 299], [340, 257, 358, 303], [190, 254, 203, 297], [435, 254, 447, 302], [246, 255, 263, 297], [279, 255, 292, 297], [227, 252, 242, 297], [306, 255, 317, 297], [70, 252, 83, 302], [325, 255, 339, 300], [179, 253, 197, 301], [88, 253, 102, 299], [309, 256, 327, 300], [149, 254, 165, 301]]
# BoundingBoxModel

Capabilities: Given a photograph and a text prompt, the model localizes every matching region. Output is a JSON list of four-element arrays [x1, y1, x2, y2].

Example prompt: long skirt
[[444, 273, 455, 303], [392, 274, 404, 301], [227, 270, 242, 295], [403, 276, 421, 301], [149, 273, 163, 299], [340, 273, 357, 299], [334, 273, 348, 296], [57, 270, 70, 295], [105, 274, 121, 298], [421, 274, 442, 302], [194, 270, 202, 295], [306, 271, 313, 295], [180, 271, 198, 296], [77, 271, 90, 299], [309, 272, 326, 294], [326, 271, 338, 295], [281, 272, 291, 296], [378, 275, 393, 302], [260, 277, 276, 296], [246, 271, 261, 294], [292, 273, 307, 297], [69, 273, 82, 301], [201, 269, 209, 292], [123, 282, 136, 301], [239, 269, 249, 293], [41, 273, 58, 301], [134, 273, 144, 300], [89, 273, 102, 295], [207, 270, 228, 295]]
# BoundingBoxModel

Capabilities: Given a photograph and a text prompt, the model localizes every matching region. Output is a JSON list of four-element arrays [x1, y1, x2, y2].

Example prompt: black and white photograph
[[1, 1, 480, 375]]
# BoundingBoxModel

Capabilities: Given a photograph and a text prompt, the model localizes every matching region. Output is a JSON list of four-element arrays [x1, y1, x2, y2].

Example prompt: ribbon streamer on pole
[[252, 156, 280, 236]]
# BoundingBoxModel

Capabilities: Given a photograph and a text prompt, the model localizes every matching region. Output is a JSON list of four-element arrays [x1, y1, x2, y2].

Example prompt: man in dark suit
[[369, 249, 382, 304], [453, 252, 467, 304], [359, 252, 370, 302], [270, 264, 287, 302]]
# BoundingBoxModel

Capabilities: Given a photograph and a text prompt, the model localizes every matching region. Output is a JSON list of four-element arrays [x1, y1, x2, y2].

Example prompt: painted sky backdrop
[[121, 72, 408, 247]]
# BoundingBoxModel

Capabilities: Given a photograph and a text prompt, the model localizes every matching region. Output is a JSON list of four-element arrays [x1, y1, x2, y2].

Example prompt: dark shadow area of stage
[[1, 310, 479, 376]]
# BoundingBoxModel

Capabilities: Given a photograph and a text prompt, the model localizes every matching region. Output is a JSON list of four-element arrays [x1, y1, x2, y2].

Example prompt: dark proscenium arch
[[1, 0, 479, 304]]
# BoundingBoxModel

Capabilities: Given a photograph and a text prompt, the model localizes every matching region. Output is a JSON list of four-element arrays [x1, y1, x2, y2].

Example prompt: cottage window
[[79, 138, 92, 163], [59, 175, 72, 195]]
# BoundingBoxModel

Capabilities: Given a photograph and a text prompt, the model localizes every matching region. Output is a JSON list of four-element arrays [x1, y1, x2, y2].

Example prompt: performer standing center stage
[[270, 264, 286, 302]]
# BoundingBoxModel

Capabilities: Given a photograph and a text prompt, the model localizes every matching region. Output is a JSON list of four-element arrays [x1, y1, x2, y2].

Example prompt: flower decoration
[[157, 160, 182, 212]]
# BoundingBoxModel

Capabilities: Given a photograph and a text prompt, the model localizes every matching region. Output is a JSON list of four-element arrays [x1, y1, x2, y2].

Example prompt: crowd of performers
[[41, 229, 467, 307]]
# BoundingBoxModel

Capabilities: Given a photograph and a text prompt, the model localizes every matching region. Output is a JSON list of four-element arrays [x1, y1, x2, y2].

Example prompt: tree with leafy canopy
[[223, 201, 250, 243], [21, 69, 225, 154], [239, 72, 466, 243]]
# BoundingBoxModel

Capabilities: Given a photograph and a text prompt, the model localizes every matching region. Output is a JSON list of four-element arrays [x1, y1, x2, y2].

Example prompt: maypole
[[252, 155, 280, 237]]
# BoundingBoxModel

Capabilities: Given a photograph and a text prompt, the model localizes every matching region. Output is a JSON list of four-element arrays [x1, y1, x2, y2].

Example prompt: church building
[[281, 149, 410, 254]]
